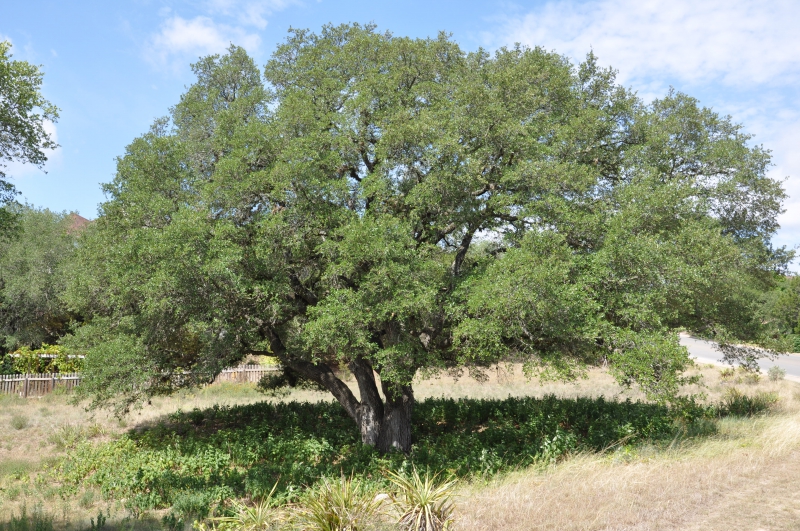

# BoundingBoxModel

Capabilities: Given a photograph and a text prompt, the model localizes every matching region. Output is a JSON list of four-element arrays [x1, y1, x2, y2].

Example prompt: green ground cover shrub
[[9, 414, 28, 430], [0, 505, 54, 531], [720, 388, 779, 416], [0, 460, 34, 480], [52, 395, 709, 517], [767, 366, 787, 381]]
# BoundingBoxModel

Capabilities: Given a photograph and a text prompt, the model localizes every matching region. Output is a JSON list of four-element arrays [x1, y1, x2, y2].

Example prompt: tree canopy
[[0, 41, 60, 235], [0, 206, 79, 353], [66, 24, 790, 453]]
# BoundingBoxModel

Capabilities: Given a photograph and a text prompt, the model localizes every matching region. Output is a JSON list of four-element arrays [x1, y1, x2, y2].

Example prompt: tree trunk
[[266, 330, 414, 453], [348, 357, 384, 447], [377, 381, 414, 454]]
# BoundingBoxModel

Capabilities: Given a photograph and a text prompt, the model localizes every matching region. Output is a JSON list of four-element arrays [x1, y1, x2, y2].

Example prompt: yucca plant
[[211, 483, 284, 531], [296, 475, 384, 531], [386, 468, 456, 531]]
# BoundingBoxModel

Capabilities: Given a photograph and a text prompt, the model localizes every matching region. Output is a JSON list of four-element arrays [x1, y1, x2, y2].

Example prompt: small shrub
[[0, 505, 54, 531], [742, 372, 761, 385], [719, 368, 735, 382], [297, 476, 384, 531], [172, 490, 216, 520], [387, 468, 456, 531], [767, 366, 786, 382], [79, 489, 96, 509], [88, 511, 107, 531], [11, 414, 29, 430], [721, 388, 779, 417], [48, 424, 86, 450]]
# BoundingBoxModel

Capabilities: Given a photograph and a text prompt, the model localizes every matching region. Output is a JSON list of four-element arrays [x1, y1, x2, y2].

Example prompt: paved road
[[680, 333, 800, 383]]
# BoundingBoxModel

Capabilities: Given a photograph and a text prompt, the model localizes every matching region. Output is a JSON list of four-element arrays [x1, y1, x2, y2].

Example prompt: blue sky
[[3, 0, 799, 263]]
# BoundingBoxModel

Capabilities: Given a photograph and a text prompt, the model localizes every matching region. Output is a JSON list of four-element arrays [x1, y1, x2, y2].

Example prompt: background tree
[[66, 25, 790, 453], [759, 275, 800, 352], [0, 206, 79, 364], [0, 41, 60, 235]]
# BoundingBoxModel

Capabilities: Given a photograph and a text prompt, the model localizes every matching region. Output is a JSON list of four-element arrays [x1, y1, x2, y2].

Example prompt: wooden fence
[[213, 364, 279, 384], [0, 365, 279, 397], [0, 372, 81, 397]]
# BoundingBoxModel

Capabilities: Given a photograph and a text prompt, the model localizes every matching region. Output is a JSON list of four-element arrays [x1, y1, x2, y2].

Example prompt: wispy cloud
[[144, 1, 296, 71], [492, 0, 800, 89], [145, 15, 262, 69], [205, 0, 295, 30]]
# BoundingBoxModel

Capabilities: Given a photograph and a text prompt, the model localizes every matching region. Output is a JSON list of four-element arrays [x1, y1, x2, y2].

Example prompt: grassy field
[[1, 363, 798, 530]]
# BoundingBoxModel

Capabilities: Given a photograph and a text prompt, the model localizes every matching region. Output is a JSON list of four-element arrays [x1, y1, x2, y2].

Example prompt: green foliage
[[64, 25, 790, 448], [0, 41, 60, 236], [720, 388, 779, 416], [296, 476, 383, 531], [0, 206, 79, 352], [10, 344, 82, 374], [0, 505, 54, 531], [209, 483, 283, 531], [759, 276, 800, 338], [386, 468, 456, 531], [52, 395, 703, 514], [0, 460, 34, 479], [256, 364, 328, 397], [87, 511, 106, 531], [48, 423, 106, 451], [10, 413, 29, 430]]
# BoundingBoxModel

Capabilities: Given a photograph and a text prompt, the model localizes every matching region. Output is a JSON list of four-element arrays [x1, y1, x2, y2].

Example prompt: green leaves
[[67, 24, 790, 416], [0, 41, 60, 231], [453, 231, 599, 378], [0, 206, 78, 351]]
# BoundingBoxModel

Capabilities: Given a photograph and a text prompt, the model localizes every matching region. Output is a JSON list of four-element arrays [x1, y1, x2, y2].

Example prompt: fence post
[[23, 374, 29, 398]]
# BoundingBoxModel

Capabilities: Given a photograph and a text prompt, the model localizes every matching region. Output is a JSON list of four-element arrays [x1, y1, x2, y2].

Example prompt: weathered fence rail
[[0, 372, 81, 397], [213, 364, 279, 384], [0, 364, 279, 397]]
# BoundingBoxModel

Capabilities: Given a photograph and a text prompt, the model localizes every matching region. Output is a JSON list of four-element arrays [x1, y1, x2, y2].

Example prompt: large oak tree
[[66, 25, 789, 453]]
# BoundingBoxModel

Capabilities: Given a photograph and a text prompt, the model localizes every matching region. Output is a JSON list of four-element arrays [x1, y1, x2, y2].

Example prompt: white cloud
[[493, 0, 800, 89], [206, 0, 294, 30], [145, 15, 262, 69], [5, 120, 62, 180]]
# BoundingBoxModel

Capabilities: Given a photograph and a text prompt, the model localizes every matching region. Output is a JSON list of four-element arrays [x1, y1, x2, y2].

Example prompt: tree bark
[[264, 330, 414, 453], [377, 380, 414, 453], [348, 357, 384, 447]]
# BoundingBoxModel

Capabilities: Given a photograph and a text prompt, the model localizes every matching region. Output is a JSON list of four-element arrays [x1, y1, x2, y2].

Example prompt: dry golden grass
[[453, 367, 800, 531], [1, 362, 799, 530]]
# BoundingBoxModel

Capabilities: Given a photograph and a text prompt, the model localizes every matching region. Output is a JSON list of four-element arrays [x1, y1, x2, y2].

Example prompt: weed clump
[[767, 366, 786, 382], [0, 505, 54, 531], [720, 388, 779, 417], [10, 414, 29, 430]]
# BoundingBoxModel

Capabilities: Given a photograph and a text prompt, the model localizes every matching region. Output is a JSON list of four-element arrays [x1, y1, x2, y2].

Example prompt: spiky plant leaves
[[212, 482, 284, 531], [386, 468, 456, 531], [296, 475, 384, 531]]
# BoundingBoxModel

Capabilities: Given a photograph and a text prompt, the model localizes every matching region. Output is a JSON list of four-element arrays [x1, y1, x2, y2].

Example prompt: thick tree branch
[[264, 329, 360, 421]]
